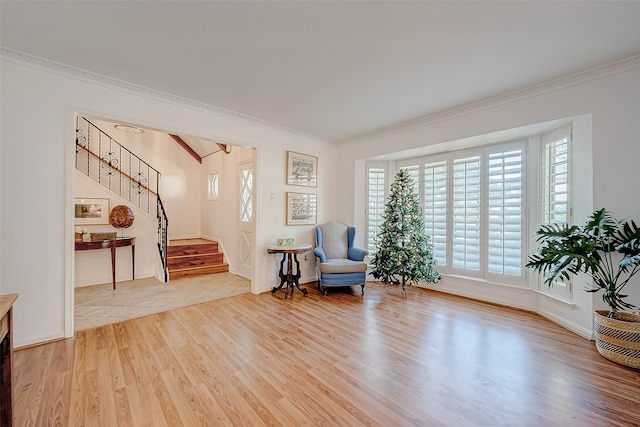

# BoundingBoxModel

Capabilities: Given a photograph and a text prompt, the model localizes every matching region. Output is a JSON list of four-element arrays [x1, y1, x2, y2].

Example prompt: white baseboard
[[537, 308, 593, 340], [14, 330, 65, 349]]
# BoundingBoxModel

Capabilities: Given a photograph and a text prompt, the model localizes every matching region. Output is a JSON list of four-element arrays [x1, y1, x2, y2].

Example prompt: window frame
[[207, 171, 219, 200], [536, 124, 573, 300]]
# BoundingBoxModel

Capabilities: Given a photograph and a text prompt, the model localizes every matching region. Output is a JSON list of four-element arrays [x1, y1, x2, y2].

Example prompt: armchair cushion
[[318, 222, 348, 259], [319, 259, 368, 274]]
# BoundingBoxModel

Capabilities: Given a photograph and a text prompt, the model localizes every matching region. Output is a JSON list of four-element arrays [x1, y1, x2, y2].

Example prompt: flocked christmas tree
[[371, 168, 440, 295]]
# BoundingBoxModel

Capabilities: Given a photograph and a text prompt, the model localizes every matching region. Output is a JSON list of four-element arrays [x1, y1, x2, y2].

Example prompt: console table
[[267, 244, 312, 299], [75, 237, 135, 289], [1, 293, 18, 427]]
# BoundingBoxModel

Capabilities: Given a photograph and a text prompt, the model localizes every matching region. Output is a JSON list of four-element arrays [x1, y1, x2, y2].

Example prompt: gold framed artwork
[[286, 192, 317, 225], [286, 151, 317, 187], [74, 198, 109, 225]]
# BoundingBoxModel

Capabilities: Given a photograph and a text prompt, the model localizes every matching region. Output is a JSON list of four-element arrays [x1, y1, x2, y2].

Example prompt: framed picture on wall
[[286, 192, 317, 225], [74, 198, 109, 225], [286, 151, 317, 187]]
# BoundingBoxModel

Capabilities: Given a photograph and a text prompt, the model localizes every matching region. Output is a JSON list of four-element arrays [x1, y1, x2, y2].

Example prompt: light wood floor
[[13, 283, 640, 426], [75, 272, 250, 330]]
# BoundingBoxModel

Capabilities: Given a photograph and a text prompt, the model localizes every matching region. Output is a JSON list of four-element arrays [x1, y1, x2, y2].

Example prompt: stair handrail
[[76, 117, 160, 214], [76, 138, 158, 196], [157, 196, 169, 282]]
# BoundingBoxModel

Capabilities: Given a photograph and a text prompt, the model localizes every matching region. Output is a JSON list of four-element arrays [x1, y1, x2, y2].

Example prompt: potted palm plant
[[526, 208, 640, 368]]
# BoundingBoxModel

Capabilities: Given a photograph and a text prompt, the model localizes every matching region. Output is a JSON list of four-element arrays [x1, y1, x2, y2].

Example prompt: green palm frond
[[533, 223, 578, 242], [585, 208, 618, 237], [614, 220, 640, 256], [526, 209, 640, 315], [526, 222, 600, 285]]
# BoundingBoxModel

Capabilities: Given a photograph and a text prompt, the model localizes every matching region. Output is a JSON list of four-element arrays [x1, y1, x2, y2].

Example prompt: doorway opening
[[69, 113, 256, 331]]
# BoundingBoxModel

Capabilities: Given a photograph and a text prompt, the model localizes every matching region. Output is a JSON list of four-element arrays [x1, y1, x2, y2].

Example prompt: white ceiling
[[2, 1, 640, 143]]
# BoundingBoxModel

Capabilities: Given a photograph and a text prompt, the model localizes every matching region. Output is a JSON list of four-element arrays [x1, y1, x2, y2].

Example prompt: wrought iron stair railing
[[157, 197, 169, 282], [75, 116, 168, 279], [76, 117, 159, 214]]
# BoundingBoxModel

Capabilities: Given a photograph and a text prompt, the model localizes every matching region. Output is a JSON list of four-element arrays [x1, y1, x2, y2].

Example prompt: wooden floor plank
[[12, 282, 640, 426]]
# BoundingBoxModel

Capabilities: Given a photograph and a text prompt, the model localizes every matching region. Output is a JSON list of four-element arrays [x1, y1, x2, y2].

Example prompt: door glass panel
[[240, 168, 253, 222]]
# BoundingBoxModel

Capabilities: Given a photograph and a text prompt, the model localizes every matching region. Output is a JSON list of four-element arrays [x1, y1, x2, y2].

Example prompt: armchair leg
[[361, 284, 365, 295], [318, 282, 327, 296]]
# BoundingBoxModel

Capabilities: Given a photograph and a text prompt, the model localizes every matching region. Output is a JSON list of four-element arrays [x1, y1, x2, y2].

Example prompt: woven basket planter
[[593, 310, 640, 369]]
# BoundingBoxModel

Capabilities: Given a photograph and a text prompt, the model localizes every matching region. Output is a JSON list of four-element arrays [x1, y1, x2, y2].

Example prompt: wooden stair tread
[[169, 238, 216, 245], [167, 245, 219, 256], [167, 253, 224, 262], [167, 252, 222, 258], [169, 264, 229, 280], [167, 254, 225, 269], [166, 239, 227, 279], [169, 263, 229, 272]]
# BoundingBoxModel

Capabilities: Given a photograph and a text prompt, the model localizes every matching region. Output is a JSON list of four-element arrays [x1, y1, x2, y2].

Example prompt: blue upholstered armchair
[[314, 222, 369, 295]]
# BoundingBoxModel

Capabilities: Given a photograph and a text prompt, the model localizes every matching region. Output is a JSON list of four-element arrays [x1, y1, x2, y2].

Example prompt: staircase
[[76, 116, 170, 281], [167, 239, 229, 279]]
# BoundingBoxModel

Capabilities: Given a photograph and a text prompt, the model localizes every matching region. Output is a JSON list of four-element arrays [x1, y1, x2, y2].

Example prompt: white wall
[[0, 55, 335, 347], [88, 118, 203, 240], [337, 63, 640, 338]]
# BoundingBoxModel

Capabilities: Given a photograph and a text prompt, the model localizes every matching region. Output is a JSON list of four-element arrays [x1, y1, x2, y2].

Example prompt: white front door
[[237, 161, 254, 279]]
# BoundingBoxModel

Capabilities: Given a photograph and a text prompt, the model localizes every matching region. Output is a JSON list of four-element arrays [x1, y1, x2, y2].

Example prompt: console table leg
[[110, 246, 116, 290]]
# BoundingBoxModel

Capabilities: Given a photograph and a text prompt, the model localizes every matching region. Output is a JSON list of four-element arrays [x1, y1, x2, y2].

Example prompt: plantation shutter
[[400, 164, 420, 200], [541, 126, 570, 225], [424, 160, 447, 265], [539, 125, 572, 298], [487, 146, 523, 276], [452, 155, 481, 270], [366, 164, 386, 254]]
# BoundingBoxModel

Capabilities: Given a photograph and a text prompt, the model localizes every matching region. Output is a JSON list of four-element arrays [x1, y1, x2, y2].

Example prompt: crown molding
[[337, 53, 640, 145], [0, 47, 319, 141], [4, 47, 640, 146]]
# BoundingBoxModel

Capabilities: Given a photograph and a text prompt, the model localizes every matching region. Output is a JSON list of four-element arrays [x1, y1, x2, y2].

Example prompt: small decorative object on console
[[110, 205, 135, 237], [277, 237, 295, 246], [90, 232, 117, 241]]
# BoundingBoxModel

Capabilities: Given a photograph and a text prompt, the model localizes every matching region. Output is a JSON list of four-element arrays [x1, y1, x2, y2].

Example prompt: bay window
[[366, 124, 572, 290]]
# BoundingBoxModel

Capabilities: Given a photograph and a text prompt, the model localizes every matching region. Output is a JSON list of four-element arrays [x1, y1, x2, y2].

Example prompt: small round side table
[[267, 244, 312, 299]]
